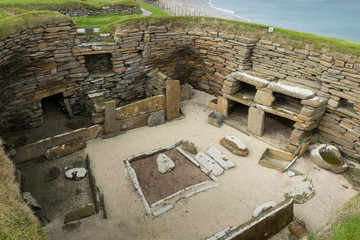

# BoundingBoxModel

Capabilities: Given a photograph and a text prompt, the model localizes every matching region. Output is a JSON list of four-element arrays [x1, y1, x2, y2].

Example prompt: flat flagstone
[[195, 152, 224, 176], [206, 147, 235, 170]]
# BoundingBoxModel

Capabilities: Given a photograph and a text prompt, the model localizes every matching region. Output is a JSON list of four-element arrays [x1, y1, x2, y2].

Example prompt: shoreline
[[157, 0, 239, 21]]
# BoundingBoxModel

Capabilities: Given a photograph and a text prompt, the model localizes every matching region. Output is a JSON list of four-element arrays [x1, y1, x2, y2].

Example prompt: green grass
[[0, 11, 72, 40], [0, 147, 46, 240], [310, 193, 360, 240], [0, 0, 138, 11], [75, 1, 169, 28], [73, 12, 130, 28], [104, 16, 360, 62], [0, 11, 9, 19]]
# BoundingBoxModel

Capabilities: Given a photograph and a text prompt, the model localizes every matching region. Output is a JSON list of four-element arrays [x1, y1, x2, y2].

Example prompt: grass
[[0, 0, 138, 11], [0, 11, 72, 40], [104, 16, 360, 62], [310, 193, 360, 240], [0, 147, 46, 240], [74, 1, 169, 28]]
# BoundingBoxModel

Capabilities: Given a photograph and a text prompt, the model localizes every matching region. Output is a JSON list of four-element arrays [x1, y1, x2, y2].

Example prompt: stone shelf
[[257, 104, 301, 123], [223, 92, 256, 107]]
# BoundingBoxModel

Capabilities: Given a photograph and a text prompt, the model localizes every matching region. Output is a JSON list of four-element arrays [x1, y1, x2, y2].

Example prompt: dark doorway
[[41, 93, 64, 121]]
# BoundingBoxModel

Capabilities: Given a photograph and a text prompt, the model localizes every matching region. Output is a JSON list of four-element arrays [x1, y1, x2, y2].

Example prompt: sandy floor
[[44, 90, 358, 240]]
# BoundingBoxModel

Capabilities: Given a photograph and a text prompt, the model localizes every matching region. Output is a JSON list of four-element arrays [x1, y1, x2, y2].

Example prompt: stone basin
[[309, 144, 347, 174]]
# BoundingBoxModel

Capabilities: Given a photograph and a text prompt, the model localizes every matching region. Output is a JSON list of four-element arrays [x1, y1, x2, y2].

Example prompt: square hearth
[[125, 140, 216, 216]]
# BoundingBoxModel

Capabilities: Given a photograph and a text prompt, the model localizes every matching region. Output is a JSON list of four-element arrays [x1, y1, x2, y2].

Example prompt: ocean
[[192, 0, 360, 42]]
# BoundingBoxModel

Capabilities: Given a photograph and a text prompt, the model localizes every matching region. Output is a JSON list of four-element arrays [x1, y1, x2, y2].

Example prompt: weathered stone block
[[147, 110, 165, 127], [254, 89, 275, 106], [180, 83, 193, 101], [248, 107, 265, 136], [166, 80, 180, 121], [208, 111, 224, 128]]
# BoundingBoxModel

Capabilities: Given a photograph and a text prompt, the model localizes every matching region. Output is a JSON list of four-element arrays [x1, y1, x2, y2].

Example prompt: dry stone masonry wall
[[0, 23, 359, 160], [59, 4, 140, 17]]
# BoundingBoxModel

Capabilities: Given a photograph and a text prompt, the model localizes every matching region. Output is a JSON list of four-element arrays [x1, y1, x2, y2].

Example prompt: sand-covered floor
[[45, 90, 358, 239]]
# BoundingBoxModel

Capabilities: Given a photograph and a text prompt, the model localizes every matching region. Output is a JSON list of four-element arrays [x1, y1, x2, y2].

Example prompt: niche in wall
[[84, 53, 113, 74]]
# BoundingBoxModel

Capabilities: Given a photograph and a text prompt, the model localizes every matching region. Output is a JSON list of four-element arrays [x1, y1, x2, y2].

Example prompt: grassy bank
[[0, 11, 72, 40], [310, 193, 360, 240], [74, 1, 169, 28], [0, 147, 46, 239], [0, 0, 138, 11], [104, 16, 360, 62]]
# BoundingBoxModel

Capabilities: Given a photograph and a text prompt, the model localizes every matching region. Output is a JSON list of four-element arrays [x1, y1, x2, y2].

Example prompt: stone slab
[[115, 95, 165, 120], [284, 178, 315, 204], [195, 152, 224, 176], [14, 125, 102, 164], [247, 107, 265, 136], [231, 72, 270, 87], [267, 82, 315, 100], [206, 147, 235, 170], [45, 139, 86, 160], [116, 113, 151, 131], [64, 203, 96, 224], [105, 100, 117, 134], [166, 80, 180, 121]]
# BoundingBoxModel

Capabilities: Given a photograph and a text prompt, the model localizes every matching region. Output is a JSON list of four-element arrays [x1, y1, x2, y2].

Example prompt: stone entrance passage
[[41, 93, 65, 122]]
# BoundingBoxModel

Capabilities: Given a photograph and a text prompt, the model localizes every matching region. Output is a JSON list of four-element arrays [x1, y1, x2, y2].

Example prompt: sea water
[[192, 0, 360, 42]]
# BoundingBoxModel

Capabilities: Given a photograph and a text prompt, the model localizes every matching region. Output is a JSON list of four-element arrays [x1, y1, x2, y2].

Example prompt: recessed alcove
[[234, 82, 257, 101], [262, 112, 295, 150], [84, 53, 113, 74], [272, 92, 302, 115], [224, 103, 250, 134]]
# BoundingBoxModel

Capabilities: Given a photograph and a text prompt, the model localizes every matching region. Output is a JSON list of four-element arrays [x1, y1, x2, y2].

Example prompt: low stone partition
[[13, 125, 102, 164], [58, 4, 140, 17], [105, 95, 166, 134], [208, 198, 294, 240]]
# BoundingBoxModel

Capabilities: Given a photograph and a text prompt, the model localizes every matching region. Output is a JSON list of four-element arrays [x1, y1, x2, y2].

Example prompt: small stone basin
[[309, 144, 347, 174]]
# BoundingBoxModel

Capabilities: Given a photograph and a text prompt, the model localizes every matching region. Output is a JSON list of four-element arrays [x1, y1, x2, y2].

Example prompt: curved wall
[[0, 23, 359, 160]]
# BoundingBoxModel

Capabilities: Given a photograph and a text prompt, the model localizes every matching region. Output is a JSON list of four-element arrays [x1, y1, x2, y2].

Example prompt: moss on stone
[[0, 11, 73, 40]]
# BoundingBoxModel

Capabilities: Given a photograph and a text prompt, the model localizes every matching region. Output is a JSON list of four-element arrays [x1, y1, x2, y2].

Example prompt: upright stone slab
[[166, 80, 180, 121], [105, 100, 117, 134], [217, 96, 228, 118], [248, 107, 265, 136]]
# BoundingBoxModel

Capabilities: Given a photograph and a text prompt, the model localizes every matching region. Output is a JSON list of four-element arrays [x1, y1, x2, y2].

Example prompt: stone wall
[[59, 4, 140, 17], [0, 22, 82, 132], [0, 23, 359, 160]]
